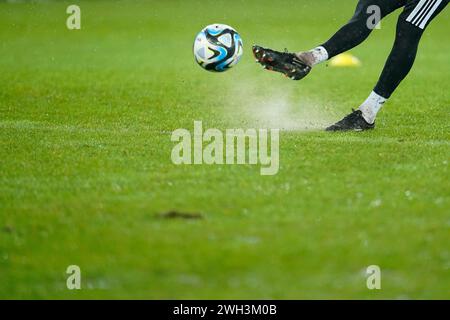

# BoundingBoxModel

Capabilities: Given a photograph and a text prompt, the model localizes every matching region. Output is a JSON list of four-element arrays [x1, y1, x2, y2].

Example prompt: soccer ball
[[193, 24, 243, 72]]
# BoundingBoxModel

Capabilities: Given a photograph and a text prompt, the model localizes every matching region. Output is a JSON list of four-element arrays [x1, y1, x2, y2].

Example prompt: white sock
[[358, 91, 387, 124], [309, 46, 329, 66]]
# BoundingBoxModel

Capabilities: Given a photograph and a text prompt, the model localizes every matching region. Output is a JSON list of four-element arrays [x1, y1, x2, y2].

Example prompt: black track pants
[[321, 0, 448, 98]]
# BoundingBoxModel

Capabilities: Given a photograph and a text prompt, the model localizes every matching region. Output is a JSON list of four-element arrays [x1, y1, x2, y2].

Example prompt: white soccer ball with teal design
[[193, 24, 243, 72]]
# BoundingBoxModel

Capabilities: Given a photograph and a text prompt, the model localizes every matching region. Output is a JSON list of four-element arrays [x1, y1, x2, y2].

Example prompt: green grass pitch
[[0, 0, 449, 299]]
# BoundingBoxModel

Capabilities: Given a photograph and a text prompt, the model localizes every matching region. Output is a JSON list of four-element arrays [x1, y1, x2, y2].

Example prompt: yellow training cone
[[329, 53, 361, 67]]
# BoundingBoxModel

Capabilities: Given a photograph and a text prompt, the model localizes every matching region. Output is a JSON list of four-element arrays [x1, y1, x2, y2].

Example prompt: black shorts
[[357, 0, 448, 30], [403, 0, 448, 29]]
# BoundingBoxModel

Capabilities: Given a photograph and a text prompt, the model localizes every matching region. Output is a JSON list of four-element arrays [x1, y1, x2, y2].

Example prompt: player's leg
[[297, 0, 406, 66], [326, 0, 448, 131], [373, 0, 448, 100], [253, 0, 405, 80]]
